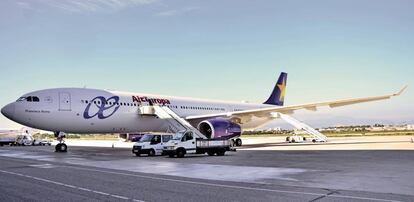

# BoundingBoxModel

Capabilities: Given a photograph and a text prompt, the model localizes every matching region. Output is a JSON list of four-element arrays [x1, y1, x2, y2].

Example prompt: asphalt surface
[[0, 145, 413, 202]]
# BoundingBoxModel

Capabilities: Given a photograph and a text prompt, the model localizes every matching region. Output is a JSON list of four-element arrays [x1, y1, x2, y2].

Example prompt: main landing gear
[[54, 132, 67, 152], [231, 138, 242, 147]]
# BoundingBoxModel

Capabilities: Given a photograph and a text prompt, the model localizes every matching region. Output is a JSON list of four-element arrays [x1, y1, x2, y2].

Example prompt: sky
[[0, 0, 413, 129]]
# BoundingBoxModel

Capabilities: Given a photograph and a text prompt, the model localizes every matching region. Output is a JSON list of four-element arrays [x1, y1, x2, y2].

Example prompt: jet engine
[[197, 118, 242, 140]]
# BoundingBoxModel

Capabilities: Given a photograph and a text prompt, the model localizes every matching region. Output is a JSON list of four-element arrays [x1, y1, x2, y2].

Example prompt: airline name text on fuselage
[[132, 96, 171, 105]]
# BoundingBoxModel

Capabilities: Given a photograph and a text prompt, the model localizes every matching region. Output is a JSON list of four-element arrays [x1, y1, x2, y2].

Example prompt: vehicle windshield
[[139, 135, 154, 142], [172, 132, 186, 140]]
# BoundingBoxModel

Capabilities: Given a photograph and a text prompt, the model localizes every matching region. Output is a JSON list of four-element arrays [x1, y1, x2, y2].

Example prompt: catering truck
[[163, 130, 233, 158]]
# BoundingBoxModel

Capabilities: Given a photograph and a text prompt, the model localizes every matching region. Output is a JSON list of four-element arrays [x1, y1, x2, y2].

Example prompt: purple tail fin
[[263, 72, 287, 106]]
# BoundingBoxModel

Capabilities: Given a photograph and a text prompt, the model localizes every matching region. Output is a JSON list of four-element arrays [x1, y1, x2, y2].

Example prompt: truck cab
[[132, 134, 173, 156]]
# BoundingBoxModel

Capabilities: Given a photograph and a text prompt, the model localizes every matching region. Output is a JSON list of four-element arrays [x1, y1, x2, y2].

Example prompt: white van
[[132, 134, 173, 156]]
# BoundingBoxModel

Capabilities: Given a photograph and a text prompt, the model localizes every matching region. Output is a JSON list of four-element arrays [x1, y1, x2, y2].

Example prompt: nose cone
[[1, 103, 15, 120]]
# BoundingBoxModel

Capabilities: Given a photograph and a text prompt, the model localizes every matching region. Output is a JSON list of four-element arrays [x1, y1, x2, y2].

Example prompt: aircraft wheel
[[286, 137, 290, 142], [207, 151, 215, 156], [55, 143, 61, 152], [168, 154, 175, 158], [135, 152, 141, 157], [55, 143, 67, 152], [235, 138, 242, 147], [60, 144, 68, 152]]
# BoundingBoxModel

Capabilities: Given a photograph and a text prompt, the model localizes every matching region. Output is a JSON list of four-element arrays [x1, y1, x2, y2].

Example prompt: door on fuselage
[[59, 92, 71, 111]]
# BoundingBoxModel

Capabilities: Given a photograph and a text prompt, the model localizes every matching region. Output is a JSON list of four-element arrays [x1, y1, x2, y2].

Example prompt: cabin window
[[32, 97, 40, 102]]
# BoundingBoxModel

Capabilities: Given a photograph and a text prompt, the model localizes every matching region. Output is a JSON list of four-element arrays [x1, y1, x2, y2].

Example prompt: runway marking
[[64, 165, 402, 202], [0, 169, 146, 202], [111, 194, 130, 200], [28, 164, 56, 169]]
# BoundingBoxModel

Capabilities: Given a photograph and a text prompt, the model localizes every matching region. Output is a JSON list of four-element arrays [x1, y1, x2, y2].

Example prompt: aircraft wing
[[186, 86, 407, 122]]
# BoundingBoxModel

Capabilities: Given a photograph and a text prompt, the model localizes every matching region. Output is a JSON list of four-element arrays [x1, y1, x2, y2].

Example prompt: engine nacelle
[[197, 118, 241, 139]]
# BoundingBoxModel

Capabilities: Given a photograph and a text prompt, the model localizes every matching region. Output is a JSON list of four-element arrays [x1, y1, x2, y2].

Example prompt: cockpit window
[[17, 96, 40, 102], [16, 97, 27, 102]]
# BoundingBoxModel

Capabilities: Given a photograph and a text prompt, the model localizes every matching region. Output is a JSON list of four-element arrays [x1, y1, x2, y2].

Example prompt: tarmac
[[0, 136, 413, 202]]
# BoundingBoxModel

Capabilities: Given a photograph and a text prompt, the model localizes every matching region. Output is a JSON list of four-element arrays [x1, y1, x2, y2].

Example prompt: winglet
[[394, 85, 408, 96]]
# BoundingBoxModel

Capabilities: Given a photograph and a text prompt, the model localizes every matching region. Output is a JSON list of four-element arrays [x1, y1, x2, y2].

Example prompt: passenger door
[[59, 92, 71, 111]]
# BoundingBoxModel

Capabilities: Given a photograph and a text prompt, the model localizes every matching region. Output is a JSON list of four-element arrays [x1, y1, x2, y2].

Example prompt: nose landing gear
[[54, 132, 67, 152]]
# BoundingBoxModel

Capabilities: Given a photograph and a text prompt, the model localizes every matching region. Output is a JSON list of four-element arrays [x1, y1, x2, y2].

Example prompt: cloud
[[15, 0, 159, 13], [155, 6, 200, 17]]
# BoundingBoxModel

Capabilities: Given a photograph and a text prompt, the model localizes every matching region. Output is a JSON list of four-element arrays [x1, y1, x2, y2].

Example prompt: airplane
[[1, 72, 407, 152]]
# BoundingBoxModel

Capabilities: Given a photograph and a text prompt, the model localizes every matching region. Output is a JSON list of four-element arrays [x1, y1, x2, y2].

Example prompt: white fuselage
[[2, 88, 273, 134]]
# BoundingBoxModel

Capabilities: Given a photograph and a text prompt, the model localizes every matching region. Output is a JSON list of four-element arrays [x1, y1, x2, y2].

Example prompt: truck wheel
[[135, 152, 141, 157], [286, 137, 290, 142], [176, 149, 185, 158], [148, 149, 155, 156], [207, 151, 215, 156]]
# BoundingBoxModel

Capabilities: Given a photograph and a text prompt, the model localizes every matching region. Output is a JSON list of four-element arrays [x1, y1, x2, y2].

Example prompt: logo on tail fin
[[277, 77, 286, 102], [263, 72, 288, 106]]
